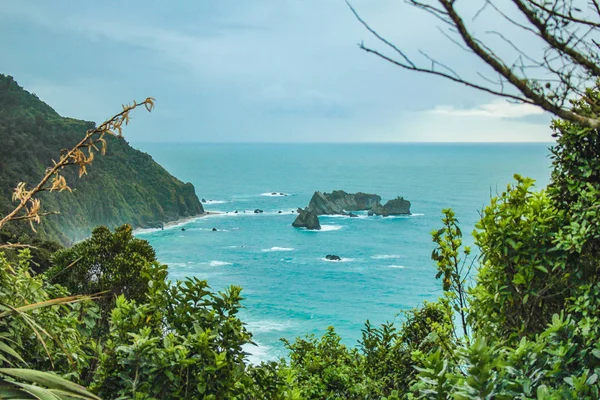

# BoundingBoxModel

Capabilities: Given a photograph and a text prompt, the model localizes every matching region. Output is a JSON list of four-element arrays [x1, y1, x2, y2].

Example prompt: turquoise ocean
[[134, 143, 552, 363]]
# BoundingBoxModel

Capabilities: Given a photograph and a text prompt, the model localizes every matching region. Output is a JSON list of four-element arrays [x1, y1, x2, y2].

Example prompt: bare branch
[[346, 1, 416, 68], [512, 0, 600, 77], [358, 43, 534, 103]]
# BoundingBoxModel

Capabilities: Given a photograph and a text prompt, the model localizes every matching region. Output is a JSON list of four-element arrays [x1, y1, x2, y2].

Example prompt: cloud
[[0, 0, 557, 143], [427, 101, 545, 119], [252, 85, 350, 117], [397, 105, 552, 142]]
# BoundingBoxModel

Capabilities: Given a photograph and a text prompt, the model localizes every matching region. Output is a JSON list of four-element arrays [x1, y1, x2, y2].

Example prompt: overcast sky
[[0, 0, 554, 143]]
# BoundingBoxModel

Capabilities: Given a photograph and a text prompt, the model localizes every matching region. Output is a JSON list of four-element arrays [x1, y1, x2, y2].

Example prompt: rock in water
[[368, 197, 411, 216], [254, 209, 264, 214], [292, 208, 321, 230], [201, 198, 207, 203], [212, 228, 217, 231], [325, 254, 341, 261], [307, 190, 381, 215]]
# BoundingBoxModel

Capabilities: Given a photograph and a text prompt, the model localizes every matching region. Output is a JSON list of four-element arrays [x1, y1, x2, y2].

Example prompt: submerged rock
[[325, 254, 341, 261], [201, 198, 207, 203], [368, 197, 411, 216], [254, 209, 264, 214], [292, 208, 321, 230], [307, 190, 381, 215]]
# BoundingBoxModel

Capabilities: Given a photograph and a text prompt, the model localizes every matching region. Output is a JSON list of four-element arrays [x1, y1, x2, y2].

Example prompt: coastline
[[134, 211, 221, 234], [162, 212, 214, 228]]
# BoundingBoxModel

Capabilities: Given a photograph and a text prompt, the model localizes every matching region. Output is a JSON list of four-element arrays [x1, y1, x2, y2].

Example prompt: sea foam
[[242, 341, 276, 365], [260, 192, 289, 197], [371, 254, 402, 260], [262, 247, 295, 252], [322, 257, 355, 263], [245, 319, 295, 333], [317, 225, 342, 232], [203, 200, 229, 204], [208, 260, 232, 267]]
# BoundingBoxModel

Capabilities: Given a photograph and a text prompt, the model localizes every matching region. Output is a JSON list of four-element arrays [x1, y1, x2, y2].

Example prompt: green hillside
[[0, 74, 203, 244]]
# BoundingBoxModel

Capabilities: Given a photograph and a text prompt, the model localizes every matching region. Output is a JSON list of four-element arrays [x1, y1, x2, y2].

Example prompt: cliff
[[0, 74, 204, 244]]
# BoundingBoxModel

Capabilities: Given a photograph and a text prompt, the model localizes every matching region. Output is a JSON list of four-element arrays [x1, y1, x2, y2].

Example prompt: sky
[[0, 0, 555, 143]]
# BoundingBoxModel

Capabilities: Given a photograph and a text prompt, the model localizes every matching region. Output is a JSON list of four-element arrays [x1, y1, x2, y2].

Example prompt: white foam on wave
[[322, 257, 355, 263], [388, 265, 406, 269], [134, 215, 208, 235], [321, 214, 348, 218], [262, 247, 295, 252], [242, 342, 276, 365], [217, 210, 294, 217], [208, 260, 232, 267], [371, 254, 402, 260], [133, 227, 162, 235], [165, 262, 187, 267], [245, 319, 295, 333], [203, 200, 229, 204], [322, 213, 368, 219], [317, 225, 343, 232], [411, 213, 425, 217], [260, 192, 289, 197]]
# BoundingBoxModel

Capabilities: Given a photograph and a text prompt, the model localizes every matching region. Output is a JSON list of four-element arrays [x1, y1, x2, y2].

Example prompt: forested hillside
[[0, 74, 203, 244]]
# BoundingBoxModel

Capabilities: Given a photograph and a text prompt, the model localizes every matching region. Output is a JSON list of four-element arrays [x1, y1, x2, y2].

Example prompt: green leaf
[[0, 369, 100, 400], [534, 265, 549, 274], [10, 381, 61, 400], [0, 341, 26, 366], [513, 273, 527, 285]]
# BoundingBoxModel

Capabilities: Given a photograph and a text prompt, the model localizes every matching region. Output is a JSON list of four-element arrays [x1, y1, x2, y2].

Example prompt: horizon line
[[132, 141, 555, 145]]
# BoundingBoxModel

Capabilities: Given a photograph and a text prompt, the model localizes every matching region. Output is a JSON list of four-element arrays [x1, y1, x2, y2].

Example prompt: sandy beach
[[133, 211, 221, 234]]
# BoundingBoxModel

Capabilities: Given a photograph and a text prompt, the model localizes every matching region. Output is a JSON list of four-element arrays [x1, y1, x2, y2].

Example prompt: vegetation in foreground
[[1, 84, 600, 398], [3, 2, 600, 390]]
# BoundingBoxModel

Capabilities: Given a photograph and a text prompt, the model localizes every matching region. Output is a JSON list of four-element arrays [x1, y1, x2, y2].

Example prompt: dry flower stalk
[[0, 97, 155, 232]]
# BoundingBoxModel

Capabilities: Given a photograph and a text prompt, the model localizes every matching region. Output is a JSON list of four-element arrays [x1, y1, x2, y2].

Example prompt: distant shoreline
[[163, 212, 210, 228], [134, 211, 221, 234]]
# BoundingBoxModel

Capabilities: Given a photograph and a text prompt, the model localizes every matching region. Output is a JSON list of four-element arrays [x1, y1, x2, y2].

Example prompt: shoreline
[[134, 211, 221, 234]]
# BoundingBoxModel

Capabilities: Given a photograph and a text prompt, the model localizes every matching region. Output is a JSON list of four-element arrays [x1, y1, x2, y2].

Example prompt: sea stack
[[307, 190, 381, 215], [368, 197, 411, 216], [292, 208, 321, 230]]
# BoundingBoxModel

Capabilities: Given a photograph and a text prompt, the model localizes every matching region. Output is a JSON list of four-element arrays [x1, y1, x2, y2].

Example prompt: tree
[[411, 87, 600, 397], [49, 224, 161, 334], [347, 0, 600, 128]]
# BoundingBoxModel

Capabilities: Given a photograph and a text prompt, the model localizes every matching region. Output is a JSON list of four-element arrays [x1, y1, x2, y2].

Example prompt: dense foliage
[[0, 74, 203, 245], [3, 82, 600, 398]]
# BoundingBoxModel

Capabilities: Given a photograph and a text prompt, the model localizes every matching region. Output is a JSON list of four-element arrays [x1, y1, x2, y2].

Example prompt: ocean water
[[134, 143, 552, 363]]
